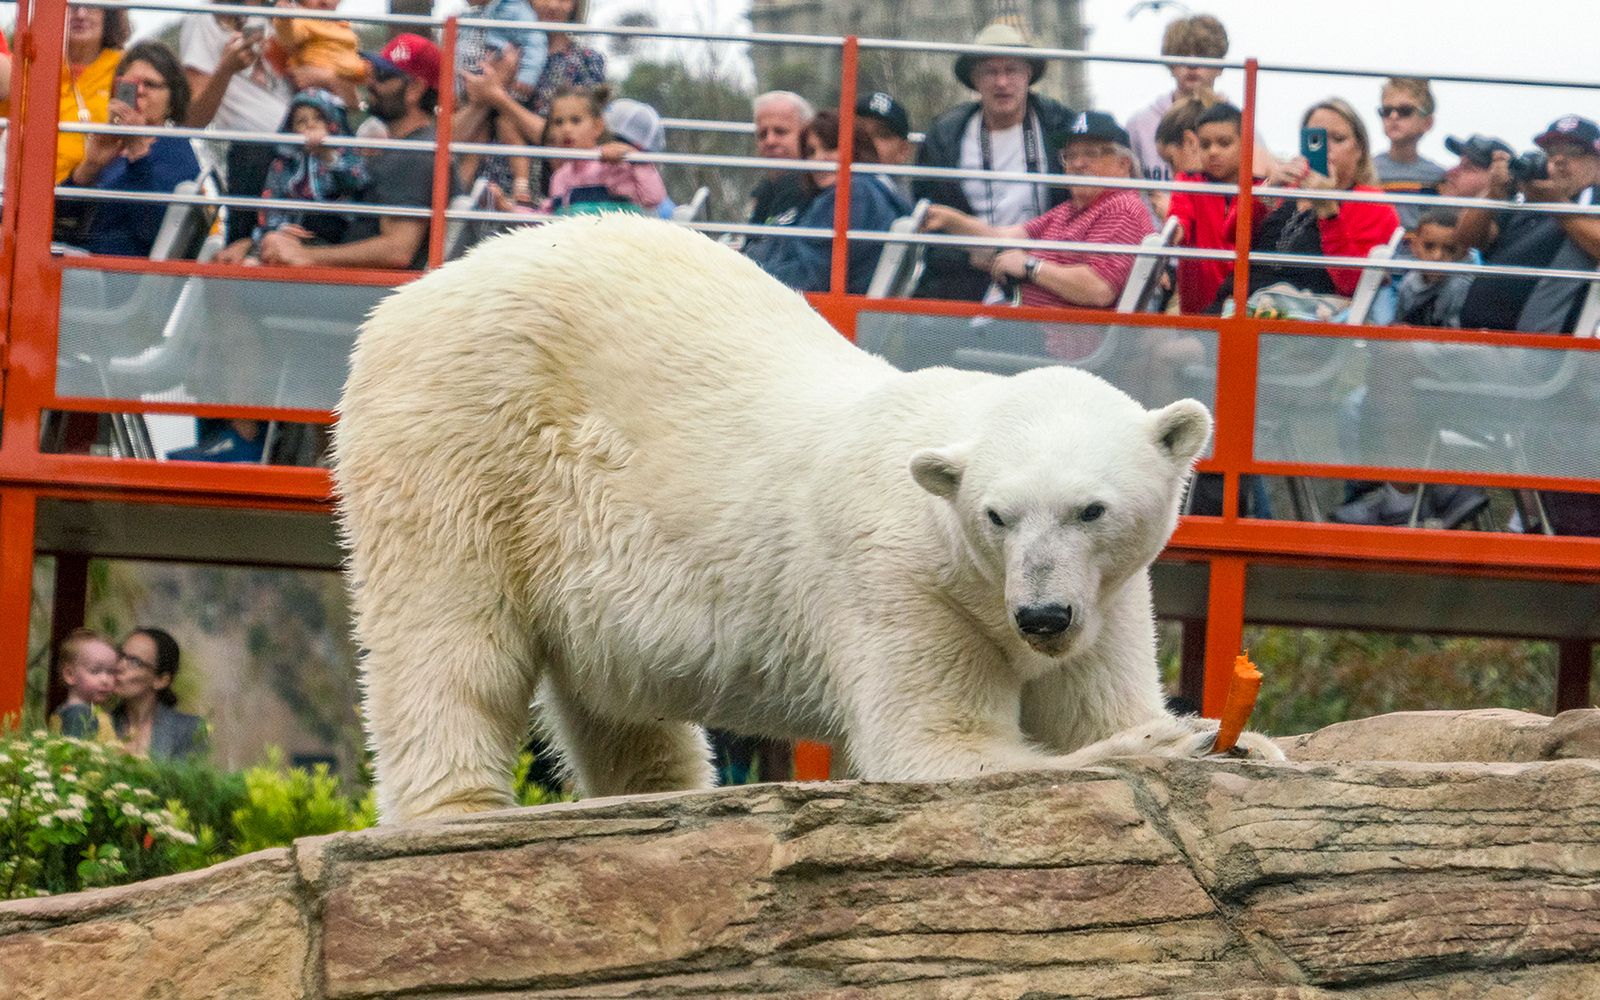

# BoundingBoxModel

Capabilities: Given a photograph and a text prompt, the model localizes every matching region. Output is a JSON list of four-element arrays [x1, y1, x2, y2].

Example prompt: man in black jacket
[[912, 21, 1075, 302]]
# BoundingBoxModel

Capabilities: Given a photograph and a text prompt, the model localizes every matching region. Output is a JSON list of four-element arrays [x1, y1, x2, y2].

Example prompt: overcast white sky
[[112, 0, 1600, 164]]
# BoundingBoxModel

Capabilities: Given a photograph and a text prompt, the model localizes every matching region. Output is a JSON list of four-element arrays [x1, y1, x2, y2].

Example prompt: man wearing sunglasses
[[1374, 77, 1446, 233], [258, 33, 448, 271]]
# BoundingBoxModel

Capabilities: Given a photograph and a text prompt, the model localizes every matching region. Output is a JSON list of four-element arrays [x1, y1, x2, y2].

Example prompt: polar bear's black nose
[[1015, 604, 1074, 637]]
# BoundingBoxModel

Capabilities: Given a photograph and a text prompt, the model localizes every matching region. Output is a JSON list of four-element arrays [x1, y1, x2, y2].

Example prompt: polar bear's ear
[[1152, 399, 1213, 466], [910, 445, 969, 499]]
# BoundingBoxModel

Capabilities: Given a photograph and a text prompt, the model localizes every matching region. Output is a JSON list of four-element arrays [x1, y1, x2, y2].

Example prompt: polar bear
[[334, 215, 1280, 823]]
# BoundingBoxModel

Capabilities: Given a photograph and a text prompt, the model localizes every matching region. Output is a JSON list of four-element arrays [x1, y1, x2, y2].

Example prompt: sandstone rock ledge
[[3, 710, 1599, 1000]]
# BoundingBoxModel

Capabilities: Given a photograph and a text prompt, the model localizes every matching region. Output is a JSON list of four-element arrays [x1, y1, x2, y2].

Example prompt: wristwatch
[[1023, 256, 1044, 282]]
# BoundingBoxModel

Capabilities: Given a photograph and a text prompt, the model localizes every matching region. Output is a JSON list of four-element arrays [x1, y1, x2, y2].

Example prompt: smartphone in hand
[[114, 79, 140, 108], [1300, 126, 1328, 177]]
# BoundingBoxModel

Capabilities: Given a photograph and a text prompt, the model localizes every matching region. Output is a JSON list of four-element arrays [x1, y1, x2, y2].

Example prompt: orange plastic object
[[1211, 654, 1264, 754], [792, 740, 833, 781]]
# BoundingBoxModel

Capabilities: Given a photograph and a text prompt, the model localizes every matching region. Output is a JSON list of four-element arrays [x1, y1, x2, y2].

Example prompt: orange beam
[[0, 489, 37, 721], [428, 17, 459, 269], [827, 37, 860, 296], [1201, 557, 1248, 718]]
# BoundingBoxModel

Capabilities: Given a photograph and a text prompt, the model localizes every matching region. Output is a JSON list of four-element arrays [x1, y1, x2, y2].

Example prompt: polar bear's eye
[[1081, 503, 1107, 523], [986, 508, 1005, 528]]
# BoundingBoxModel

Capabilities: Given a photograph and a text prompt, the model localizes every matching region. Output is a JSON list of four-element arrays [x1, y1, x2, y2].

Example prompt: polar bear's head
[[909, 370, 1211, 659]]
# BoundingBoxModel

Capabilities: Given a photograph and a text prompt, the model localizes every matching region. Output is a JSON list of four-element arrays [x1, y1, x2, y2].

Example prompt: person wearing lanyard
[[911, 21, 1074, 302], [0, 4, 132, 184]]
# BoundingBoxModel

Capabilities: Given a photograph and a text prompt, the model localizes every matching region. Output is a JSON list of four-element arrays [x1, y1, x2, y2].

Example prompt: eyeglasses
[[1378, 105, 1423, 119], [1064, 144, 1122, 163], [117, 650, 156, 672], [119, 78, 169, 93]]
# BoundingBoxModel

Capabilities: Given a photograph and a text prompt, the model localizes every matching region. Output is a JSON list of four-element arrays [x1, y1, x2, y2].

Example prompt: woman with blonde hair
[[1249, 96, 1399, 297]]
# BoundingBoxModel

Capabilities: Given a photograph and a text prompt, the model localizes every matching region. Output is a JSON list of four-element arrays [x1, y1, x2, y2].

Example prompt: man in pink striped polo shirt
[[923, 110, 1157, 311]]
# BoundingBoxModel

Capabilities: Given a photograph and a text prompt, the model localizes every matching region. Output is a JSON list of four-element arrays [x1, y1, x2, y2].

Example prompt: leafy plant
[[0, 730, 206, 899], [230, 748, 375, 854]]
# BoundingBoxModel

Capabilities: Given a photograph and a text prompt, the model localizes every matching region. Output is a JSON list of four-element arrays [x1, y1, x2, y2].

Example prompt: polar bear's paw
[[1066, 714, 1284, 768], [1123, 713, 1224, 759]]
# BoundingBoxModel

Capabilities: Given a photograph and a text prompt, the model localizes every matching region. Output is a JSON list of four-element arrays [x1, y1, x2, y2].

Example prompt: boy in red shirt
[[1165, 103, 1266, 314]]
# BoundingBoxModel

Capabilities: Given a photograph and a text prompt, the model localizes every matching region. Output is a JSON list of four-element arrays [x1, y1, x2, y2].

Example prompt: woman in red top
[[1252, 97, 1400, 297]]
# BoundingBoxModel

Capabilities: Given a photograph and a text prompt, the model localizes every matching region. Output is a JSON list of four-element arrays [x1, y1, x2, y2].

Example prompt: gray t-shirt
[[1516, 186, 1599, 333], [1375, 152, 1446, 231]]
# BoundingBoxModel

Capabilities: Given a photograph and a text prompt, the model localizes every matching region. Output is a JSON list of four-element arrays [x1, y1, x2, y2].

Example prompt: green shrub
[[230, 749, 376, 854], [0, 731, 210, 898]]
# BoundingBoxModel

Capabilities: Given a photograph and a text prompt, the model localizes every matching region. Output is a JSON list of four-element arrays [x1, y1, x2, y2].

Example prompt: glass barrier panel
[[1254, 331, 1600, 482], [856, 311, 1220, 417], [57, 270, 393, 411]]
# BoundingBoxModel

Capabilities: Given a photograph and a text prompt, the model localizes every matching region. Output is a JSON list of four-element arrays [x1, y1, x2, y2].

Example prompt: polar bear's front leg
[[846, 695, 1282, 783]]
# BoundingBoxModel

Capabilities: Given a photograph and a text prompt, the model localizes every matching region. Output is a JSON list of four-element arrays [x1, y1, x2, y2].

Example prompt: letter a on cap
[[1072, 112, 1089, 133]]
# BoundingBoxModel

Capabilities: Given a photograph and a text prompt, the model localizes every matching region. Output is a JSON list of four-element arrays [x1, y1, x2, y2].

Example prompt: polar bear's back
[[346, 216, 882, 424]]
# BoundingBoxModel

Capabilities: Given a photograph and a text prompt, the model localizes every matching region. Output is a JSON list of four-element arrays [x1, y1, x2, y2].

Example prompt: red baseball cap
[[363, 33, 442, 87]]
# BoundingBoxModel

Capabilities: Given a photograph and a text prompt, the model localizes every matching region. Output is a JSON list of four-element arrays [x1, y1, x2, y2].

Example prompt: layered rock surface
[[3, 708, 1598, 999]]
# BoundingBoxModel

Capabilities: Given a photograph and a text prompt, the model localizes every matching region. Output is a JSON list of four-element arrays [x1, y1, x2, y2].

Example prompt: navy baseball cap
[[856, 91, 911, 140], [1065, 110, 1131, 148], [1444, 134, 1513, 168], [1533, 115, 1600, 154]]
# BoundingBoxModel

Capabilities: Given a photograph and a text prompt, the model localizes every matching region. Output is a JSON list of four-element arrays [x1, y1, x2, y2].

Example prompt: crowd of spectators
[[13, 4, 1600, 536]]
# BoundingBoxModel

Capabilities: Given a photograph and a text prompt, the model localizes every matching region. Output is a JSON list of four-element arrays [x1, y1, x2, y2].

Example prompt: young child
[[459, 0, 548, 205], [1374, 77, 1446, 233], [273, 0, 367, 108], [215, 88, 369, 263], [48, 628, 120, 742], [1126, 14, 1229, 182], [541, 86, 666, 216], [1396, 207, 1470, 327], [1165, 103, 1266, 314]]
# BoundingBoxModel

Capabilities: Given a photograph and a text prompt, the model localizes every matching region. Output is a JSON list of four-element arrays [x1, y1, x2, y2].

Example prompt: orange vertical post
[[827, 36, 860, 297], [0, 489, 37, 721], [792, 740, 833, 782], [1, 0, 70, 471], [1200, 557, 1248, 719], [428, 16, 460, 269], [1214, 58, 1262, 522]]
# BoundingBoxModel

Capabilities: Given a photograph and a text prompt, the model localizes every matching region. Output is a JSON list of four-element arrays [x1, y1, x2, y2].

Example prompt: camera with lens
[[1507, 149, 1549, 184]]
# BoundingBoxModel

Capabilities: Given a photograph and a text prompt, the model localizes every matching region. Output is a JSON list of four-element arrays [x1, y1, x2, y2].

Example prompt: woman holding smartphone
[[1251, 98, 1400, 297], [58, 41, 201, 256]]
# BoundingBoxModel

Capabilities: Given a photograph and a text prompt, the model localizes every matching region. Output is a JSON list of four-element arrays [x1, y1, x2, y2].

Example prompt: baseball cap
[[856, 91, 910, 140], [605, 98, 665, 153], [1065, 110, 1131, 148], [1443, 134, 1513, 168], [363, 33, 442, 86], [1533, 115, 1600, 153]]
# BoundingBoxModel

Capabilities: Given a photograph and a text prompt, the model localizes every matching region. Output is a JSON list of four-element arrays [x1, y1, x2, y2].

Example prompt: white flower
[[121, 802, 140, 818], [109, 782, 130, 794], [67, 793, 87, 810], [53, 807, 84, 823], [141, 811, 162, 826], [38, 814, 54, 827]]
